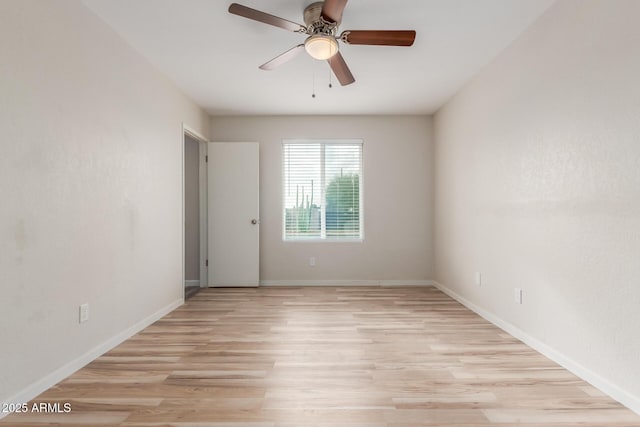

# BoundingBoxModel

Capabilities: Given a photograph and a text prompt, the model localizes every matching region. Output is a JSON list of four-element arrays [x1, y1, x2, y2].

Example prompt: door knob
[[251, 219, 258, 225]]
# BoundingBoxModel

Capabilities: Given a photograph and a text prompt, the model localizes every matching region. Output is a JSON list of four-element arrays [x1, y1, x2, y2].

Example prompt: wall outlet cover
[[514, 288, 523, 304], [79, 303, 89, 323]]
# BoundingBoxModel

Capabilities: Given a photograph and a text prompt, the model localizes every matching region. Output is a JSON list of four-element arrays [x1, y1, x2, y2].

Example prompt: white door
[[207, 142, 259, 287]]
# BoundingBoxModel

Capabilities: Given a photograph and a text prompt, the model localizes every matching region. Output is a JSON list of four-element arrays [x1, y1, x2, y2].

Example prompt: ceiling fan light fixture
[[304, 34, 338, 60]]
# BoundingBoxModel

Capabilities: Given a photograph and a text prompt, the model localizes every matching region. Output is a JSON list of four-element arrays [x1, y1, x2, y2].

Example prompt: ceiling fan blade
[[320, 0, 348, 24], [341, 30, 416, 46], [327, 52, 355, 86], [259, 44, 305, 70], [228, 3, 306, 33]]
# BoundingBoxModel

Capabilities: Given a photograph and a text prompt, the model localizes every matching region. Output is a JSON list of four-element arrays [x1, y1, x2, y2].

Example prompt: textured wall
[[434, 0, 640, 409], [0, 0, 208, 403], [211, 115, 433, 284]]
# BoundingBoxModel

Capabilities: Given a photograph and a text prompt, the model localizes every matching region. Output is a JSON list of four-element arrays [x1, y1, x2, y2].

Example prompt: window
[[283, 140, 363, 241]]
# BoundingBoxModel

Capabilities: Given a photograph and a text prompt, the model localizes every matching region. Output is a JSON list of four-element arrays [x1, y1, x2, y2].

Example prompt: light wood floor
[[3, 286, 639, 426]]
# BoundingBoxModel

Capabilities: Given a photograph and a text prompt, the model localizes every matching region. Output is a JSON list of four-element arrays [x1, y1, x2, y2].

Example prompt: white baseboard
[[260, 280, 433, 287], [432, 281, 640, 416], [0, 298, 183, 419], [184, 280, 200, 287]]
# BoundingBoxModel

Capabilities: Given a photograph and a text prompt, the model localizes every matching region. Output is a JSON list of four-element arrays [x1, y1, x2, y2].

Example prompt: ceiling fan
[[228, 1, 416, 86]]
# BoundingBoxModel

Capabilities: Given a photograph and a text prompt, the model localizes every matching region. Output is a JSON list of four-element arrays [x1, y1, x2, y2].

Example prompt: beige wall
[[184, 135, 200, 282], [434, 0, 640, 411], [0, 0, 209, 404], [211, 115, 433, 284]]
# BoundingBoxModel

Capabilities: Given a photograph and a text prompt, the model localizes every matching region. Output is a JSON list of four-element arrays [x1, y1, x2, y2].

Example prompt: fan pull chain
[[312, 61, 316, 98], [329, 68, 333, 88]]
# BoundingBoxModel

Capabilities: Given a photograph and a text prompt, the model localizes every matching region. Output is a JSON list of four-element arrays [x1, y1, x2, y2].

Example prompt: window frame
[[281, 139, 364, 242]]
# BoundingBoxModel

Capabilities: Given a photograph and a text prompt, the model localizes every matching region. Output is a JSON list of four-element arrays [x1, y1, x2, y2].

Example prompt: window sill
[[282, 238, 364, 243]]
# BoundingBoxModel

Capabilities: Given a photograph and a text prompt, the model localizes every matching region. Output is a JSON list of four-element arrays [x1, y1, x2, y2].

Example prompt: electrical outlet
[[79, 303, 89, 323], [309, 257, 316, 267], [475, 272, 482, 286], [514, 288, 523, 305]]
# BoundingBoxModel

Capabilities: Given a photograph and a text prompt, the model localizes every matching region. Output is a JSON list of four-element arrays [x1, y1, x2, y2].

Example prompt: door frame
[[182, 123, 209, 295]]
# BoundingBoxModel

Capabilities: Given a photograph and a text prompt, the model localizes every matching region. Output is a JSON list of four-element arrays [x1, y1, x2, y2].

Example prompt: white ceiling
[[82, 0, 554, 116]]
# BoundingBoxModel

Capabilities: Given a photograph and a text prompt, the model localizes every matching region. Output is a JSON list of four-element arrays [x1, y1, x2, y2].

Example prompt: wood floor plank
[[2, 286, 639, 426]]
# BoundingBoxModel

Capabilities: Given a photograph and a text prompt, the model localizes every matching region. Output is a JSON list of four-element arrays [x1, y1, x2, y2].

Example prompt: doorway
[[182, 132, 261, 294], [183, 127, 208, 299]]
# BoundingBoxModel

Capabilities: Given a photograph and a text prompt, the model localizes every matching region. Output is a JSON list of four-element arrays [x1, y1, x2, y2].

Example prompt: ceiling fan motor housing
[[304, 1, 340, 34]]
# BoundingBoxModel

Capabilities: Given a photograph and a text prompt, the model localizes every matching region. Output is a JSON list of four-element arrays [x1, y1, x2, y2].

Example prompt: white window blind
[[283, 140, 363, 241]]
